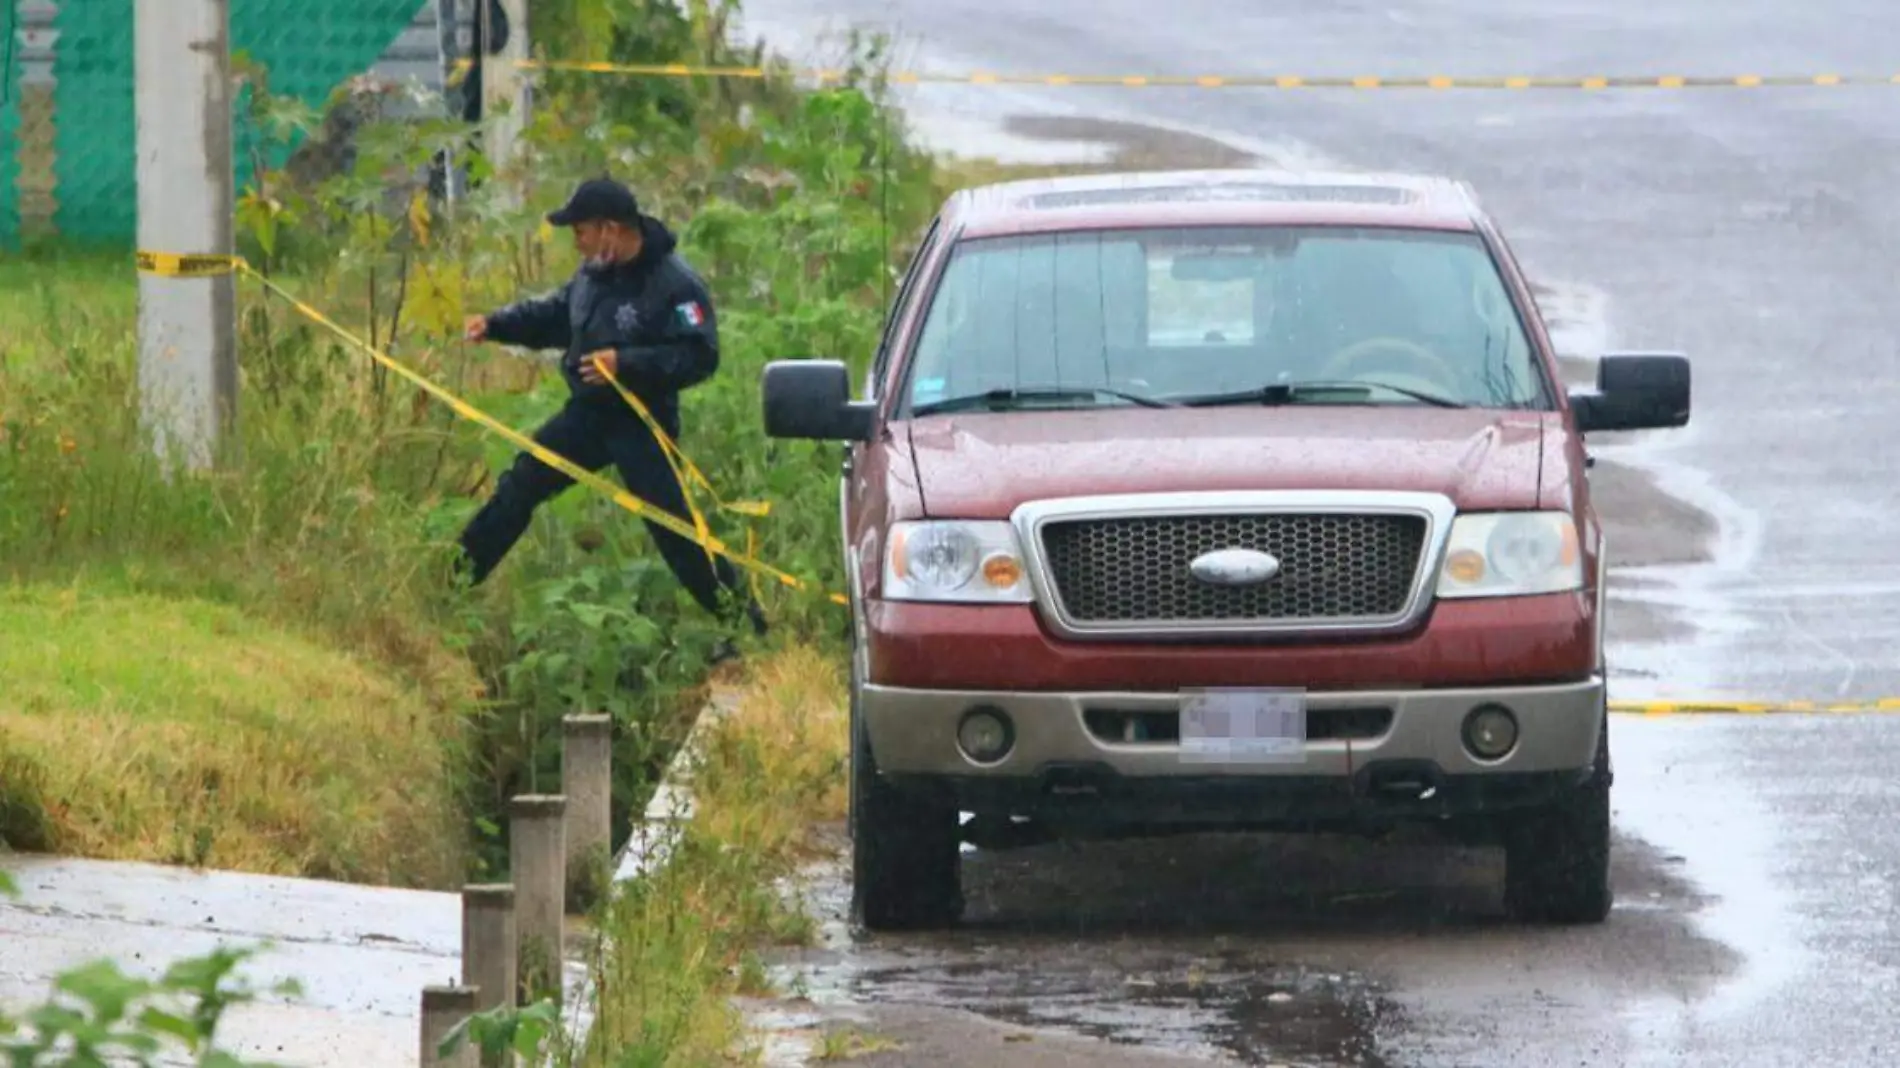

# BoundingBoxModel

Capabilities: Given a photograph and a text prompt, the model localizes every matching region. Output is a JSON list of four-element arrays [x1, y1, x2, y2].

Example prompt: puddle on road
[[845, 952, 1399, 1067], [768, 845, 1406, 1067]]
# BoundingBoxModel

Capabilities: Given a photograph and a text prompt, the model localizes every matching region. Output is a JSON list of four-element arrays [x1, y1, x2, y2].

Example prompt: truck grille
[[1037, 512, 1429, 625]]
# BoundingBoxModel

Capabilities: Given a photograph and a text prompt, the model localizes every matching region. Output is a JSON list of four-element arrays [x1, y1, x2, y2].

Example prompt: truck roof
[[947, 167, 1488, 238]]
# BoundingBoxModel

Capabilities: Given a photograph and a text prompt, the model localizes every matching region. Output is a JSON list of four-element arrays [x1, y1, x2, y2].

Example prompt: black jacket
[[484, 216, 720, 421]]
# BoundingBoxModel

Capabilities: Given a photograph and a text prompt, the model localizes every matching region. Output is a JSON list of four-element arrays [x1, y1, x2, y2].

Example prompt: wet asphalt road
[[724, 2, 1900, 1065]]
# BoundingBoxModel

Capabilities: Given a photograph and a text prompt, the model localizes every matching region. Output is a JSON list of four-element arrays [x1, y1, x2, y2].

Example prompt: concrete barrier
[[561, 714, 613, 913], [420, 984, 478, 1066], [508, 794, 566, 1005], [459, 883, 516, 1065]]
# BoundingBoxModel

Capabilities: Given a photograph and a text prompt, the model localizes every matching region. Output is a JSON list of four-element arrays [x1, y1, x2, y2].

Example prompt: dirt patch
[[1592, 457, 1719, 572], [936, 114, 1262, 188], [1005, 115, 1260, 169], [786, 999, 1223, 1067]]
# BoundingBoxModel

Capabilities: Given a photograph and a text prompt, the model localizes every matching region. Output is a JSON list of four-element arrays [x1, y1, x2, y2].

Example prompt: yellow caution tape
[[135, 251, 244, 278], [135, 251, 849, 608], [593, 358, 773, 522], [590, 357, 779, 606], [449, 57, 1900, 91], [1610, 698, 1900, 716]]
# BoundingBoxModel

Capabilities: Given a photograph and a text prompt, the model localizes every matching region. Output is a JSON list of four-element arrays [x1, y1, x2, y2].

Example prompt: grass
[[0, 232, 503, 888], [574, 643, 848, 1065], [0, 578, 472, 885], [0, 251, 131, 344]]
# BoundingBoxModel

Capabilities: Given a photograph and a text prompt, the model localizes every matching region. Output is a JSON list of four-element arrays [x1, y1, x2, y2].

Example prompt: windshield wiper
[[911, 386, 1176, 416], [1178, 379, 1468, 409]]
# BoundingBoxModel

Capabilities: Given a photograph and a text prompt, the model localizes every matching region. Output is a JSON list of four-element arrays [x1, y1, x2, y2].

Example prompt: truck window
[[899, 225, 1550, 413]]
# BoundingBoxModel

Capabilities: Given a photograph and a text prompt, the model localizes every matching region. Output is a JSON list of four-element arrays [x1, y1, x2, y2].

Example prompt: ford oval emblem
[[1188, 548, 1282, 586]]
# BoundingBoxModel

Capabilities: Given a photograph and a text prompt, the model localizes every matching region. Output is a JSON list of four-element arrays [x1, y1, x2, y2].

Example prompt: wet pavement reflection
[[847, 951, 1397, 1066]]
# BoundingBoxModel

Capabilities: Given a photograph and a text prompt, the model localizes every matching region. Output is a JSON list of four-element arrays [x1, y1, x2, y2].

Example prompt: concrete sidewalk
[[0, 852, 587, 1065]]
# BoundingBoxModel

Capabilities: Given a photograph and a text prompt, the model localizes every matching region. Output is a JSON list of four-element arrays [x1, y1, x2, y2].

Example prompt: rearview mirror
[[1169, 253, 1264, 282], [762, 359, 876, 441], [1569, 352, 1690, 434]]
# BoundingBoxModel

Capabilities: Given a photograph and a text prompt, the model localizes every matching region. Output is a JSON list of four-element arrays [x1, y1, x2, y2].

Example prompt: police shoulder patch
[[675, 300, 706, 328]]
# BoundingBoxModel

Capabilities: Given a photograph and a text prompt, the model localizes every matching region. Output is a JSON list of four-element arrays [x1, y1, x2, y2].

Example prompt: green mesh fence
[[1, 2, 20, 244], [3, 0, 443, 248]]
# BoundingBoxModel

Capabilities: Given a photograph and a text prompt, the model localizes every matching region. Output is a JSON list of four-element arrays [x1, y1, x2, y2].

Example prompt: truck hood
[[903, 405, 1553, 518]]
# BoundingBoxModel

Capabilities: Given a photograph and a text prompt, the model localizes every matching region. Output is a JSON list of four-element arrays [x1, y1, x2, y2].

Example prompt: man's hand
[[580, 348, 618, 385], [464, 314, 489, 342]]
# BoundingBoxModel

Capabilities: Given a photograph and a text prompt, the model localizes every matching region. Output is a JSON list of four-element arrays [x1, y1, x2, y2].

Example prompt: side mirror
[[1569, 351, 1690, 434], [761, 359, 876, 441]]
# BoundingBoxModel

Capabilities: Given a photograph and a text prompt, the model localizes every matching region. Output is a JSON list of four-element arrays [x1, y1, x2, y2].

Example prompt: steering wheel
[[1314, 337, 1461, 394]]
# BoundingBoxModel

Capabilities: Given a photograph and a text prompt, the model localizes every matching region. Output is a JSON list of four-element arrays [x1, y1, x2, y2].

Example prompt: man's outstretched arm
[[475, 282, 573, 351]]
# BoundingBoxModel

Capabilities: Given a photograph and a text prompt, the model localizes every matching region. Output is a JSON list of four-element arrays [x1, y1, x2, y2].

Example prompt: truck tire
[[848, 651, 963, 932], [1502, 706, 1612, 925]]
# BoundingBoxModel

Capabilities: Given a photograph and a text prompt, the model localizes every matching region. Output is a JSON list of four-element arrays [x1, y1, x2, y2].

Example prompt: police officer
[[456, 176, 767, 646]]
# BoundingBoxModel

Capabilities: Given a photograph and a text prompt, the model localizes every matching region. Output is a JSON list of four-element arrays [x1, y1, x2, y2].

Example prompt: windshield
[[899, 225, 1550, 414]]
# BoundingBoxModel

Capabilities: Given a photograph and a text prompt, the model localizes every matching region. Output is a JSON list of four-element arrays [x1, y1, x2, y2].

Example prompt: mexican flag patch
[[675, 300, 706, 327]]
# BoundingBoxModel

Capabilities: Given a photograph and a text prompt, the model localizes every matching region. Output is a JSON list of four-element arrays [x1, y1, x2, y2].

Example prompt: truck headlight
[[884, 520, 1033, 603], [1435, 511, 1582, 598]]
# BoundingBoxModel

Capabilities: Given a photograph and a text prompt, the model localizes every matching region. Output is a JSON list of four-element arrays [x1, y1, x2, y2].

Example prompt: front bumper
[[866, 676, 1603, 786]]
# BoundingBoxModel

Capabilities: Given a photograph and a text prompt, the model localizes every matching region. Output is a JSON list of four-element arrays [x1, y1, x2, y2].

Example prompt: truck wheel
[[1502, 709, 1612, 925], [848, 651, 962, 932]]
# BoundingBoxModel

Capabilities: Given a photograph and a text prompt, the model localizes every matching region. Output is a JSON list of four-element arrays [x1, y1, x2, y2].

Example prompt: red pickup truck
[[761, 168, 1690, 931]]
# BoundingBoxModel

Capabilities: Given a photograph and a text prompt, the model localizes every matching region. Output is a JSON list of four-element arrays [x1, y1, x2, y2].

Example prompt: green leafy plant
[[439, 997, 565, 1064]]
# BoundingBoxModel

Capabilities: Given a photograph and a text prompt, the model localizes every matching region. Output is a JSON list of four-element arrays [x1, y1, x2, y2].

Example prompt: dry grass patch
[[0, 580, 474, 888], [694, 643, 850, 853]]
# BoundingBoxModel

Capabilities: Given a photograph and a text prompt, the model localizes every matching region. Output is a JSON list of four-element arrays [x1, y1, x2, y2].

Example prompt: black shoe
[[709, 638, 744, 667]]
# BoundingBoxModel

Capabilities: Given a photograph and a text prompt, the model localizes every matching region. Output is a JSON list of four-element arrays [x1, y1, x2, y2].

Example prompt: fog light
[[957, 707, 1015, 764], [1461, 704, 1519, 761]]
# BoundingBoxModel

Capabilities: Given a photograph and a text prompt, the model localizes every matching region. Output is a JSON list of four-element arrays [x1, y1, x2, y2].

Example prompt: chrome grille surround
[[1009, 490, 1459, 642]]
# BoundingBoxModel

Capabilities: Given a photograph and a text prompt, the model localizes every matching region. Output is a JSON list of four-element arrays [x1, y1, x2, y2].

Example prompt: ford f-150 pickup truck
[[760, 168, 1691, 932]]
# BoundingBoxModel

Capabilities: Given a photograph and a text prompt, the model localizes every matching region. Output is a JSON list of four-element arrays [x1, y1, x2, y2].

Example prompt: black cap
[[546, 177, 640, 227]]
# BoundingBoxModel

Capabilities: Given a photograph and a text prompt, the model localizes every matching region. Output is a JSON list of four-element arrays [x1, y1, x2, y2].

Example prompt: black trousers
[[456, 398, 752, 622]]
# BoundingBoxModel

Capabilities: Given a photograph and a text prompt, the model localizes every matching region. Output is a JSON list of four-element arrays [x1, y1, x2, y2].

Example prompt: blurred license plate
[[1178, 688, 1307, 765]]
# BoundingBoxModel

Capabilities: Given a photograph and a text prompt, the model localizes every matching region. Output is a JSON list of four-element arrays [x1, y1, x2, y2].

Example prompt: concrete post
[[562, 714, 613, 913], [420, 985, 479, 1067], [481, 0, 530, 199], [460, 884, 515, 1064], [509, 794, 565, 1004], [134, 0, 238, 473]]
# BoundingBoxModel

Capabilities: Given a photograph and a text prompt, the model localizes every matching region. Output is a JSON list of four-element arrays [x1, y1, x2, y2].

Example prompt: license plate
[[1178, 687, 1307, 765]]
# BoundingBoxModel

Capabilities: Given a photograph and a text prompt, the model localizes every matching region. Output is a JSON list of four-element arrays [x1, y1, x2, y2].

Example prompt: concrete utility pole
[[482, 0, 530, 198], [134, 0, 238, 472]]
